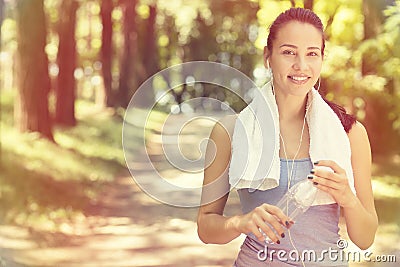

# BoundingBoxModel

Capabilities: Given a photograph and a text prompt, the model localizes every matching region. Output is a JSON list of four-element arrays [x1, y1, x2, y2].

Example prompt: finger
[[262, 213, 286, 240], [314, 160, 346, 174], [310, 175, 341, 190], [247, 221, 265, 242], [262, 204, 291, 235], [254, 216, 281, 243], [311, 168, 337, 182], [248, 209, 269, 242], [262, 204, 292, 228], [312, 182, 334, 195]]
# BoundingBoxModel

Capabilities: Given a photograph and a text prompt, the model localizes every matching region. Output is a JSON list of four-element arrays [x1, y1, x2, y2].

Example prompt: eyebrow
[[279, 44, 321, 50]]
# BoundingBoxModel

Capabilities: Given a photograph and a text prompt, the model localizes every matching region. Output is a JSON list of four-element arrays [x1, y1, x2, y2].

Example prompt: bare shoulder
[[211, 114, 238, 141], [202, 114, 238, 191], [348, 121, 369, 143], [347, 121, 371, 164]]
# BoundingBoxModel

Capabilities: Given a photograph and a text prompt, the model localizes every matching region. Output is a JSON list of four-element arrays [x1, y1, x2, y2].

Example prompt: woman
[[197, 8, 378, 267]]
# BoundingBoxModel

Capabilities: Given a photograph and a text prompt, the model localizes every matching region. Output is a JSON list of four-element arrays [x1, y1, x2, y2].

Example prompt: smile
[[288, 75, 310, 84]]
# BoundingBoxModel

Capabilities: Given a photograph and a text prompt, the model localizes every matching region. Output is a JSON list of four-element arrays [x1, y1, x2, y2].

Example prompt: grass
[[372, 177, 400, 199], [0, 90, 168, 231], [0, 88, 398, 233], [0, 91, 126, 230], [371, 154, 400, 201]]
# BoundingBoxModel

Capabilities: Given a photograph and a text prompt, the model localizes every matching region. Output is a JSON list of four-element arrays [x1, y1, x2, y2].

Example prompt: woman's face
[[266, 21, 323, 97]]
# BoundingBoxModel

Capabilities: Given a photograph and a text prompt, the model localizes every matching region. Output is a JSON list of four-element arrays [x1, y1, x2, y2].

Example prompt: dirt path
[[0, 113, 399, 266], [0, 171, 244, 267], [0, 113, 245, 267]]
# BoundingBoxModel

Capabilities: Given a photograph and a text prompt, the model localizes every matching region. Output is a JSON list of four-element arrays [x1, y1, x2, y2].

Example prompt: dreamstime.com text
[[257, 239, 397, 263]]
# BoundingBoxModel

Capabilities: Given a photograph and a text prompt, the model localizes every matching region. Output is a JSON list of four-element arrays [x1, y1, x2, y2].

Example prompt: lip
[[288, 75, 311, 85]]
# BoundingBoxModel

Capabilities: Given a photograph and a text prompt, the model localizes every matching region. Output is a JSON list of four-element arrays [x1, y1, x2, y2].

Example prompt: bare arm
[[311, 121, 378, 249], [197, 115, 291, 245], [197, 115, 242, 244], [343, 121, 378, 249]]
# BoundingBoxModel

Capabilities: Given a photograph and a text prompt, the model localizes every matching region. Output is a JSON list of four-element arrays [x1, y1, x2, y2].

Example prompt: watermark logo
[[257, 239, 397, 263], [336, 238, 348, 249], [122, 61, 274, 207]]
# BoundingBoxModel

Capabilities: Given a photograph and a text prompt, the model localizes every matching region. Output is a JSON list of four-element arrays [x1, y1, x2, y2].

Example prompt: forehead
[[274, 21, 322, 49]]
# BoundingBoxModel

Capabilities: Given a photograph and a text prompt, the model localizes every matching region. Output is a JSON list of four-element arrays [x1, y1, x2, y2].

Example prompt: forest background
[[0, 0, 399, 266]]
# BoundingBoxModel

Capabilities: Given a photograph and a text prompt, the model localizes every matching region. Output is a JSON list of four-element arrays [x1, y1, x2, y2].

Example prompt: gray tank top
[[234, 158, 348, 267]]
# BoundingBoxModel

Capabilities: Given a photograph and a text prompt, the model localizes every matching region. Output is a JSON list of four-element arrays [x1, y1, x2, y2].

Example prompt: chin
[[289, 86, 312, 96]]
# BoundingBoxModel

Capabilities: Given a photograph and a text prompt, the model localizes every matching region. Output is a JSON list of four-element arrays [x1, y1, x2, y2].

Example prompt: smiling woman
[[197, 7, 378, 267], [265, 21, 323, 97]]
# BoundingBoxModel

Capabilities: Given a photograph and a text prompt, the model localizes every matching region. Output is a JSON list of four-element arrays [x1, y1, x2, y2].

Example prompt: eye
[[282, 50, 296, 56], [307, 51, 320, 57]]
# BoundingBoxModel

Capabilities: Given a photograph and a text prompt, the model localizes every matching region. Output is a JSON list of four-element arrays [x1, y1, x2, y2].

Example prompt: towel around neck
[[228, 82, 355, 206]]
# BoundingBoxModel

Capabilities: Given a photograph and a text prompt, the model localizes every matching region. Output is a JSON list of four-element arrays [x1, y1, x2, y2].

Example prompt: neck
[[274, 90, 308, 122]]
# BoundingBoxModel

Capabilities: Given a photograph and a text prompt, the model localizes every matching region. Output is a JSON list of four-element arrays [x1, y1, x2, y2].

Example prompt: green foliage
[[373, 178, 400, 200], [382, 0, 400, 74], [359, 1, 400, 138], [2, 0, 399, 178], [0, 0, 398, 248], [0, 91, 125, 227], [322, 44, 354, 82], [317, 1, 400, 130], [157, 0, 209, 46], [256, 0, 292, 49], [325, 0, 363, 45]]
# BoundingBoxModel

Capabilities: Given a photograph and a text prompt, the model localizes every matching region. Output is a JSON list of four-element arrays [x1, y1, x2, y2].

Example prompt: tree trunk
[[140, 4, 157, 106], [304, 0, 313, 10], [362, 0, 386, 74], [116, 0, 138, 108], [362, 0, 386, 40], [361, 0, 396, 155], [55, 0, 78, 126], [100, 0, 113, 107], [143, 5, 158, 78], [15, 0, 53, 140], [0, 0, 4, 162]]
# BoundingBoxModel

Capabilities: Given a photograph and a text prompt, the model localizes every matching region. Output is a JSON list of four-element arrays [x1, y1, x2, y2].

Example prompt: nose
[[293, 55, 309, 71]]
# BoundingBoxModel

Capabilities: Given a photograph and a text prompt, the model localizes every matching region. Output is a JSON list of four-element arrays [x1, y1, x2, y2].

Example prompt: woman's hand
[[309, 160, 357, 208], [234, 203, 293, 243]]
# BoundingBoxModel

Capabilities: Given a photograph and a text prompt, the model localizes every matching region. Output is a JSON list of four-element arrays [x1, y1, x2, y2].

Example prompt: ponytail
[[323, 98, 356, 133]]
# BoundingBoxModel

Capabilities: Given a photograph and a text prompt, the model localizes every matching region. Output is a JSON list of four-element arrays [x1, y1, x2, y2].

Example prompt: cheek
[[311, 60, 323, 74], [271, 58, 294, 73]]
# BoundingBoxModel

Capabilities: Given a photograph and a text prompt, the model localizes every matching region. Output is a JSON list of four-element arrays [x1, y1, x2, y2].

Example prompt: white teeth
[[290, 76, 308, 81]]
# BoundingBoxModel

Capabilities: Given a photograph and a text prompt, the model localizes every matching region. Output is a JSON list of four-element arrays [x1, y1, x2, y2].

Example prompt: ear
[[263, 46, 270, 69]]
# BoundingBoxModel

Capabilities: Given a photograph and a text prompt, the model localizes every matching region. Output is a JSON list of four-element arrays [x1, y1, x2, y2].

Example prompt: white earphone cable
[[279, 93, 314, 267]]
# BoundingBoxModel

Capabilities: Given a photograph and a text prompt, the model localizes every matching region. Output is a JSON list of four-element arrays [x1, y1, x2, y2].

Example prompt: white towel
[[228, 82, 356, 206]]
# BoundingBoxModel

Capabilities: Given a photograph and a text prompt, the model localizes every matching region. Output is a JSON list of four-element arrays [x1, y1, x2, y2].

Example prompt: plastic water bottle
[[263, 179, 318, 243], [277, 179, 318, 219]]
